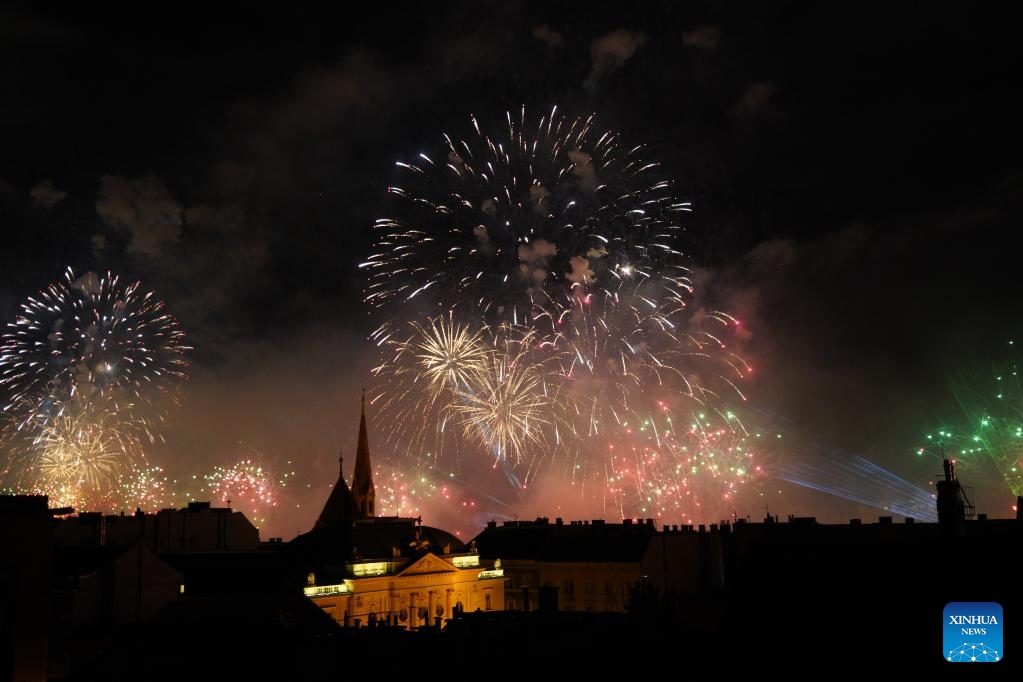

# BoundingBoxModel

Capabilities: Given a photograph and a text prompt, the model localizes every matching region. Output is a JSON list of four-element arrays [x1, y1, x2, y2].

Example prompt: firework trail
[[362, 106, 753, 518], [944, 340, 1023, 498], [0, 267, 190, 507]]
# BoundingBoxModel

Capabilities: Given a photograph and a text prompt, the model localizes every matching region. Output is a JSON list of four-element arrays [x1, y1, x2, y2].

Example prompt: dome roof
[[350, 517, 466, 559]]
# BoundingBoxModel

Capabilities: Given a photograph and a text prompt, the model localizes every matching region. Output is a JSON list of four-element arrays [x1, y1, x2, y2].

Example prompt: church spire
[[313, 446, 358, 530], [351, 387, 376, 518]]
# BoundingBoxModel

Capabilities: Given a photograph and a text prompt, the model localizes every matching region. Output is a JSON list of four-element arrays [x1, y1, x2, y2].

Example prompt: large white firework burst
[[363, 106, 752, 508], [0, 267, 190, 505]]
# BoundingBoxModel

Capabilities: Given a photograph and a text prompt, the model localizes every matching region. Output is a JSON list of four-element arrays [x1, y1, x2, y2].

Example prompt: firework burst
[[189, 455, 298, 529], [409, 313, 491, 394], [362, 106, 754, 520], [0, 267, 190, 427], [0, 267, 190, 506], [547, 403, 776, 523], [448, 346, 552, 467], [363, 106, 748, 407], [33, 406, 132, 487], [915, 427, 989, 473], [111, 462, 170, 512], [370, 313, 490, 467]]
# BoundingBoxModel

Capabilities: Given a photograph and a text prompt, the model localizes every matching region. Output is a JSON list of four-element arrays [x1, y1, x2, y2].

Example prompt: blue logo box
[[944, 602, 1003, 662]]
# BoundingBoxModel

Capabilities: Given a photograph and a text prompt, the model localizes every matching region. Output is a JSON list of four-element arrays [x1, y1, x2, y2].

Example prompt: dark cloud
[[532, 24, 564, 48], [245, 50, 397, 145], [29, 178, 67, 208], [567, 148, 597, 191], [735, 81, 777, 119], [0, 7, 76, 45], [183, 203, 245, 234], [583, 28, 648, 93], [682, 25, 721, 50], [95, 175, 183, 257]]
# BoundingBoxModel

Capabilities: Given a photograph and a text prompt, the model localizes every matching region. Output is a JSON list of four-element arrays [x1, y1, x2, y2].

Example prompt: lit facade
[[305, 550, 504, 627]]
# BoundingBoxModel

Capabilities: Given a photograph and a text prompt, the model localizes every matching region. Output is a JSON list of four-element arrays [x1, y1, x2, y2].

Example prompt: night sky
[[2, 3, 1021, 539]]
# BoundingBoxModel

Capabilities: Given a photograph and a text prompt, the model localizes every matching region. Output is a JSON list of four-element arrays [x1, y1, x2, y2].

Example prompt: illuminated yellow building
[[303, 523, 505, 628], [291, 392, 505, 628]]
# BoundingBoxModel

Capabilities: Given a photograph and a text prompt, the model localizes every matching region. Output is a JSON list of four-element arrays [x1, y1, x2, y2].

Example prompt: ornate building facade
[[294, 393, 505, 628]]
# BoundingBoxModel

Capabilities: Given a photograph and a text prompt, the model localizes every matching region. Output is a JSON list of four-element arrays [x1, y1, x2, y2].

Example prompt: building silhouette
[[3, 409, 1021, 682], [54, 502, 260, 554], [0, 495, 52, 682], [472, 516, 656, 614]]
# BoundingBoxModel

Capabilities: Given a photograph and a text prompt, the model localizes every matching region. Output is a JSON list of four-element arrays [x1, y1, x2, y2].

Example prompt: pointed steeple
[[351, 388, 376, 518], [314, 448, 358, 530]]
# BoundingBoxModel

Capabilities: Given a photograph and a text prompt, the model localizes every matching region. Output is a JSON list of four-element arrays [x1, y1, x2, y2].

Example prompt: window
[[563, 580, 574, 595], [485, 592, 492, 611]]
